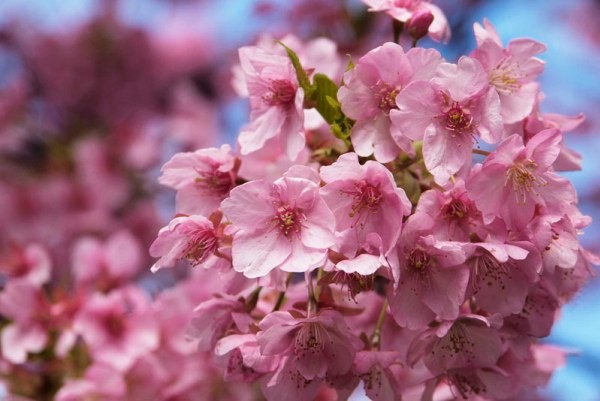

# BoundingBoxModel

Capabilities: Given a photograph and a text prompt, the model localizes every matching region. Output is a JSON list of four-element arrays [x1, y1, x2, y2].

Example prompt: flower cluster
[[151, 9, 597, 401]]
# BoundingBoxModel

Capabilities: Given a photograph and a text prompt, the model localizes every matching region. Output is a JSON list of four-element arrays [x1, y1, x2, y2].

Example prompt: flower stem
[[371, 298, 388, 348], [306, 271, 318, 317], [393, 20, 404, 43], [245, 286, 262, 312]]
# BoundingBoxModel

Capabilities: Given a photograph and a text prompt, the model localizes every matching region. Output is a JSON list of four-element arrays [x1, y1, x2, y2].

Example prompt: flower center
[[349, 181, 382, 218], [264, 79, 296, 107], [375, 83, 400, 113], [444, 103, 473, 134], [450, 371, 486, 399], [331, 271, 376, 302], [504, 159, 547, 204], [407, 249, 430, 271], [184, 229, 217, 266], [470, 250, 512, 293], [294, 322, 328, 357], [441, 197, 476, 222], [276, 205, 303, 237], [195, 169, 233, 197], [489, 60, 522, 95]]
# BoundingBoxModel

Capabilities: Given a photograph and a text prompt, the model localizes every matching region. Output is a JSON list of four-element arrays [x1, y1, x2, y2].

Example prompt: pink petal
[[232, 228, 291, 278]]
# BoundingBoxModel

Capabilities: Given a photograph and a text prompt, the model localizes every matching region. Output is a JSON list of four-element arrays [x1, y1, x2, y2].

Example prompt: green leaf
[[278, 41, 315, 97], [279, 42, 355, 145], [313, 73, 341, 124]]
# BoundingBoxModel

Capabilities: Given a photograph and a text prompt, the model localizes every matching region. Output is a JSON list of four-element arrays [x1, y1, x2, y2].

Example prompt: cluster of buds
[[150, 3, 597, 400]]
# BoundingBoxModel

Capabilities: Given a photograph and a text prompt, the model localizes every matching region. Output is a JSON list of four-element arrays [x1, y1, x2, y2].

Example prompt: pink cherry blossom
[[158, 144, 237, 216], [0, 243, 51, 287], [413, 179, 484, 242], [237, 45, 305, 160], [320, 152, 411, 260], [464, 241, 541, 316], [71, 230, 143, 288], [221, 166, 335, 278], [413, 315, 504, 374], [338, 43, 442, 162], [388, 214, 469, 329], [149, 214, 220, 272], [0, 282, 50, 363], [187, 295, 252, 351], [467, 128, 576, 230], [471, 19, 546, 124], [529, 213, 580, 274], [362, 0, 451, 42], [391, 56, 502, 184], [505, 283, 558, 338], [215, 333, 280, 382], [522, 93, 585, 171], [72, 288, 159, 371], [353, 351, 401, 401], [256, 310, 361, 399]]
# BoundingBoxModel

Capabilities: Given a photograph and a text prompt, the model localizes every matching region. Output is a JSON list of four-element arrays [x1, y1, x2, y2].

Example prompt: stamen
[[407, 249, 430, 271], [263, 79, 296, 107], [294, 322, 330, 357], [194, 168, 233, 196], [374, 81, 400, 113], [441, 198, 469, 221], [504, 159, 547, 204], [444, 103, 474, 134], [470, 250, 512, 294], [489, 60, 522, 95], [184, 229, 217, 266], [275, 204, 304, 237], [347, 181, 382, 218]]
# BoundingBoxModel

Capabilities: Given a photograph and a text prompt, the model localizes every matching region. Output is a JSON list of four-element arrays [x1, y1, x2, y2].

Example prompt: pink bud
[[407, 9, 434, 42]]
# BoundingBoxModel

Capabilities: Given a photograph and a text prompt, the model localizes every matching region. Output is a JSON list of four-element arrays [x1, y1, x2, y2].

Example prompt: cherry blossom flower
[[388, 214, 469, 329], [338, 43, 442, 162], [471, 19, 546, 124], [362, 0, 451, 42], [0, 282, 50, 363], [353, 351, 401, 401], [158, 144, 237, 216], [256, 310, 361, 399], [412, 315, 504, 374], [72, 288, 159, 371], [467, 128, 576, 230], [221, 166, 335, 278], [320, 152, 411, 260], [391, 56, 502, 184], [237, 45, 305, 160], [149, 214, 221, 272], [464, 241, 541, 316], [413, 179, 484, 242], [187, 295, 253, 351], [71, 230, 143, 288], [0, 243, 51, 287]]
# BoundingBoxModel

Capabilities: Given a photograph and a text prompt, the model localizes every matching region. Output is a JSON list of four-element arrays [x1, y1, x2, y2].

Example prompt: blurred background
[[0, 0, 598, 400]]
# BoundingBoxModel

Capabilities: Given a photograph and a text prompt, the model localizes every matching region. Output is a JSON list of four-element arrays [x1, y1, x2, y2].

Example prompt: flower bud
[[407, 9, 434, 43]]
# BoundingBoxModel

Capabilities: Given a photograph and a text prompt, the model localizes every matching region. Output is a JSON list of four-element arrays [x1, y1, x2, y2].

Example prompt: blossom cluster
[[150, 6, 597, 401], [0, 0, 597, 400]]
